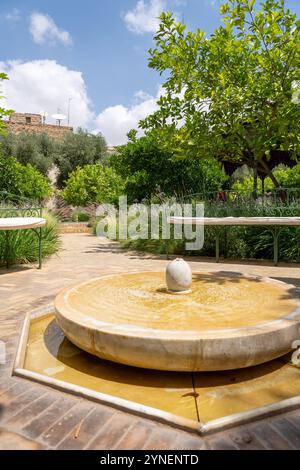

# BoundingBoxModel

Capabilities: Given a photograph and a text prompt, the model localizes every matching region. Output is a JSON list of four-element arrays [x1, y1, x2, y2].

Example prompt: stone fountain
[[54, 260, 300, 372]]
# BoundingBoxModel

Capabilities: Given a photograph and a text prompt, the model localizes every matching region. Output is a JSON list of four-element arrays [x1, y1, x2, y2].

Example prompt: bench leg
[[5, 230, 10, 269], [272, 227, 281, 267], [215, 230, 220, 263], [224, 226, 228, 259], [38, 227, 42, 269]]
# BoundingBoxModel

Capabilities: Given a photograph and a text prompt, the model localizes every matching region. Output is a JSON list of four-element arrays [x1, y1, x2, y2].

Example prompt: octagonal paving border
[[13, 305, 300, 436]]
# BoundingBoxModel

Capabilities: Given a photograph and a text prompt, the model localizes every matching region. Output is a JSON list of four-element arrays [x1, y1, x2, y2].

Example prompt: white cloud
[[0, 59, 165, 144], [0, 57, 187, 145], [0, 60, 93, 129], [94, 87, 163, 145], [5, 8, 21, 22], [124, 0, 166, 34], [205, 0, 220, 6], [134, 90, 153, 101], [29, 12, 72, 46]]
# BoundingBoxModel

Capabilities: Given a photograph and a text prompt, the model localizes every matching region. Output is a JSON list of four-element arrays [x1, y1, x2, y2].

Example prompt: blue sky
[[0, 0, 299, 145]]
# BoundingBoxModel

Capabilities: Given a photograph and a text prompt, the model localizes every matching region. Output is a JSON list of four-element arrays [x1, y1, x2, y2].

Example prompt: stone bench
[[169, 216, 300, 265], [0, 217, 46, 269]]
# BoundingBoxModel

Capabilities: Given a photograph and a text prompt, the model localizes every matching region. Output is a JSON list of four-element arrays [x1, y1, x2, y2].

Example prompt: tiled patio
[[0, 233, 300, 450]]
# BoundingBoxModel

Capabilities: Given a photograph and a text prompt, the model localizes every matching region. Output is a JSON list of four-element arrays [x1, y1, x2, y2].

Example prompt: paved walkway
[[0, 233, 300, 450]]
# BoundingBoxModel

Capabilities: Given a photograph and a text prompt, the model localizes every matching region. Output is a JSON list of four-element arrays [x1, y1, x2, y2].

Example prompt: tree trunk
[[258, 160, 280, 188]]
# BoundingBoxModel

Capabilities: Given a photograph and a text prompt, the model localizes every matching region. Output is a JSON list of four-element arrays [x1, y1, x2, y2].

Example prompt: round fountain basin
[[54, 272, 300, 371]]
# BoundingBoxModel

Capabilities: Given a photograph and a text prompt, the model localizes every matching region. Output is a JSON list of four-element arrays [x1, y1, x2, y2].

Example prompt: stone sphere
[[166, 258, 192, 293]]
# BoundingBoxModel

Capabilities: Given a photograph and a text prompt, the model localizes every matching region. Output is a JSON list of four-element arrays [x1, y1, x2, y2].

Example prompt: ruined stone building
[[7, 113, 73, 139]]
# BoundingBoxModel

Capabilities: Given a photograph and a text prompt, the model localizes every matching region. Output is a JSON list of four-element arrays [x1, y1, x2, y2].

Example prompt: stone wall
[[6, 113, 73, 139], [9, 113, 43, 125], [59, 223, 92, 234]]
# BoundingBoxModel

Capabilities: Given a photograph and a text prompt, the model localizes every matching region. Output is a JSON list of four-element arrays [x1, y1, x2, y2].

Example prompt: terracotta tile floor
[[0, 233, 300, 449]]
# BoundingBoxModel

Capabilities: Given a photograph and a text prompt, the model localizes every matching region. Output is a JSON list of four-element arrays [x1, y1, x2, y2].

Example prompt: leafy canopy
[[141, 0, 300, 183], [110, 132, 227, 202], [61, 164, 124, 206], [0, 73, 13, 136], [1, 128, 108, 183], [0, 131, 56, 176], [0, 153, 52, 201]]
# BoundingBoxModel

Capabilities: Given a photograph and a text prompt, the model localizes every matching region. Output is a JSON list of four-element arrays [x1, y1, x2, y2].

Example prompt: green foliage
[[0, 154, 52, 201], [0, 131, 56, 175], [0, 129, 108, 188], [282, 162, 300, 187], [56, 129, 108, 187], [0, 128, 108, 186], [232, 176, 263, 192], [71, 210, 90, 222], [141, 1, 300, 184], [0, 211, 61, 266], [0, 73, 13, 136], [232, 163, 300, 191], [61, 164, 124, 206], [111, 133, 227, 202]]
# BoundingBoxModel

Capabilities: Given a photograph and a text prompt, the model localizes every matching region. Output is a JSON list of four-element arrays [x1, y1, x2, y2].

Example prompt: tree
[[0, 154, 52, 201], [0, 73, 13, 136], [110, 132, 227, 202], [61, 164, 124, 206], [141, 0, 300, 190], [56, 129, 108, 187], [0, 131, 56, 176]]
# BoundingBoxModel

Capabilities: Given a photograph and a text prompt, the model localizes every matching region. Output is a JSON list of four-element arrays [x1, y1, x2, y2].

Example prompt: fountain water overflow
[[54, 261, 300, 372]]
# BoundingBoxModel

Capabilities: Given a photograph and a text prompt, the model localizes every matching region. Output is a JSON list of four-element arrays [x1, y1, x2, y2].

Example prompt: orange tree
[[140, 0, 300, 190]]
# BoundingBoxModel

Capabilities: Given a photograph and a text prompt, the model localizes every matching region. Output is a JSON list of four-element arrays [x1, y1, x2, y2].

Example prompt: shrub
[[284, 162, 300, 188], [71, 210, 90, 222], [61, 164, 124, 206], [0, 154, 52, 201], [0, 211, 61, 266], [110, 133, 228, 202]]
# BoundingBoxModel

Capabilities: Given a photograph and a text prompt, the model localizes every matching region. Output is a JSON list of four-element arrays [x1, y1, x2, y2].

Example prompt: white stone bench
[[0, 217, 46, 269], [169, 216, 300, 265]]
